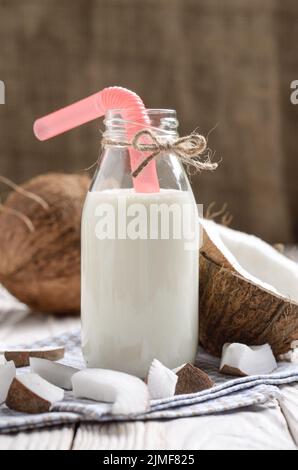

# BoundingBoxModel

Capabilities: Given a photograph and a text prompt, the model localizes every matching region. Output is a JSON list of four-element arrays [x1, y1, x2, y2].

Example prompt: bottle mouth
[[104, 108, 179, 139]]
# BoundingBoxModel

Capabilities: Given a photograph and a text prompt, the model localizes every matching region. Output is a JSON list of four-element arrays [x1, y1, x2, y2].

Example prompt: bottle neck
[[103, 108, 179, 144]]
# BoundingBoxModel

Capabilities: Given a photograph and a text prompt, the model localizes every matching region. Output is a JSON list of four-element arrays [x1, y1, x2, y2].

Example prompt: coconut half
[[199, 218, 298, 357]]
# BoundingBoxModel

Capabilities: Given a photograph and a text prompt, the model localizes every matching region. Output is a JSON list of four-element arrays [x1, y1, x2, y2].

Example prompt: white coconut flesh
[[200, 219, 298, 303], [17, 373, 64, 404]]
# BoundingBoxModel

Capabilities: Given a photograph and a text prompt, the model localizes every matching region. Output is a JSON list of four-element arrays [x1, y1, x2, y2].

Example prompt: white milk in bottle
[[81, 109, 199, 377]]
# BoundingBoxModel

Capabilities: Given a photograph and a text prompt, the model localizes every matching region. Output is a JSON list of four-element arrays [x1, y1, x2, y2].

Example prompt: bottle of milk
[[81, 109, 199, 377]]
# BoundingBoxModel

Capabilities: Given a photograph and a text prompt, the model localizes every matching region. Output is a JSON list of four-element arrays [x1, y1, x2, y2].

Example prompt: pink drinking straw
[[33, 87, 159, 193]]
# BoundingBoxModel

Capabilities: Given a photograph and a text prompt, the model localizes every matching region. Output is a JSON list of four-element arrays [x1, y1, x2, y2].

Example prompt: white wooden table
[[0, 309, 297, 450], [1, 244, 298, 450]]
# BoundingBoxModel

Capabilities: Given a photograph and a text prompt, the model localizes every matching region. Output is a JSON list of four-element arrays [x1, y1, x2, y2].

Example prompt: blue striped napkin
[[0, 329, 297, 433]]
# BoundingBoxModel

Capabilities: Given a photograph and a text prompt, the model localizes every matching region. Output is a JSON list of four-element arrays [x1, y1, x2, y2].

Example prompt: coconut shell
[[6, 376, 63, 414], [6, 377, 51, 413], [0, 173, 90, 314], [199, 252, 298, 357], [220, 365, 247, 377], [175, 363, 214, 394], [4, 346, 65, 367]]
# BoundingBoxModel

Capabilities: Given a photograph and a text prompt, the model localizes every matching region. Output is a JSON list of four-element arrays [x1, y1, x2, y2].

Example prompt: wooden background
[[0, 0, 298, 242]]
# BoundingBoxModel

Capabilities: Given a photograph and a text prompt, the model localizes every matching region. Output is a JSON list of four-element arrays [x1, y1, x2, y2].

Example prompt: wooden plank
[[73, 422, 167, 450], [73, 399, 296, 450], [0, 286, 80, 346], [162, 400, 296, 450], [279, 383, 298, 446], [1, 395, 296, 450], [0, 426, 75, 450]]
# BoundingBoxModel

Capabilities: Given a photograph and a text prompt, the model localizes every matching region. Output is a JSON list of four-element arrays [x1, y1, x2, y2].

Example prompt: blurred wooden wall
[[0, 0, 298, 243]]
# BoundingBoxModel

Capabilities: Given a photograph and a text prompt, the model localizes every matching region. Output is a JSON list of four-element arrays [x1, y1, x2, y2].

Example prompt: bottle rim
[[104, 108, 179, 139], [105, 107, 176, 115]]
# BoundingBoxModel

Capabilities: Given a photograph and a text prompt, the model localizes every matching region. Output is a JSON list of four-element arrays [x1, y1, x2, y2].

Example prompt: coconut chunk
[[279, 350, 298, 363], [175, 363, 214, 394], [0, 354, 6, 365], [0, 361, 16, 404], [30, 357, 78, 390], [6, 373, 64, 413], [172, 363, 187, 374], [147, 359, 178, 399], [279, 340, 298, 363], [72, 369, 150, 415], [220, 343, 277, 376], [3, 346, 65, 367]]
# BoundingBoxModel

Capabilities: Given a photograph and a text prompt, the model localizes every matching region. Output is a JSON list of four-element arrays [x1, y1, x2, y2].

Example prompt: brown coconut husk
[[175, 363, 214, 394], [0, 173, 90, 314], [6, 375, 64, 414], [4, 346, 65, 367], [199, 220, 298, 357]]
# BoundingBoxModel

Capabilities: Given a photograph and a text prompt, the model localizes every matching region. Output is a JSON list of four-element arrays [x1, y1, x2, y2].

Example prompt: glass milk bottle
[[81, 109, 199, 377]]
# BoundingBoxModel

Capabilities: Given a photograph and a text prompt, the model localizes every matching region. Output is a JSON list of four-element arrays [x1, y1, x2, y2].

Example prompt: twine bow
[[102, 128, 218, 178]]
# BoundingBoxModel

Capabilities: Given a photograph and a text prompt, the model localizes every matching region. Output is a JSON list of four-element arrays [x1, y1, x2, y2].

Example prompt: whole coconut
[[0, 173, 90, 314]]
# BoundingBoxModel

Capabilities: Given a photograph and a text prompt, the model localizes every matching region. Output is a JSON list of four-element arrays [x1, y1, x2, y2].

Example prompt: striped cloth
[[0, 329, 298, 433]]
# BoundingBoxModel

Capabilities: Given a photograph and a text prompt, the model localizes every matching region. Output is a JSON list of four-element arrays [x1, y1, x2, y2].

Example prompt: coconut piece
[[0, 173, 90, 314], [199, 218, 298, 357], [72, 369, 150, 415], [4, 346, 65, 367], [279, 340, 298, 363], [175, 363, 214, 395], [172, 363, 187, 374], [30, 357, 78, 390], [279, 349, 298, 363], [0, 361, 16, 404], [0, 354, 6, 365], [6, 373, 64, 413], [220, 343, 277, 377], [147, 359, 178, 399]]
